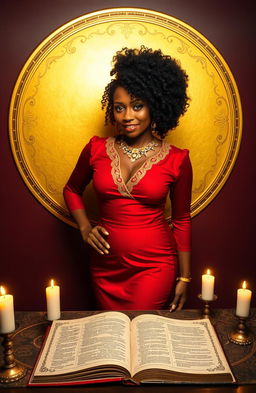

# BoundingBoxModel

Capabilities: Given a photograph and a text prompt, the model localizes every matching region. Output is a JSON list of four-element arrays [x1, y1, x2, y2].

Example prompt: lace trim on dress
[[126, 141, 171, 193], [106, 137, 134, 198], [106, 137, 171, 198]]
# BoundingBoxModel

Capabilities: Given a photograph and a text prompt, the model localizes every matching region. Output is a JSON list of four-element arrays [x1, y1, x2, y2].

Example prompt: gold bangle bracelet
[[176, 276, 192, 283]]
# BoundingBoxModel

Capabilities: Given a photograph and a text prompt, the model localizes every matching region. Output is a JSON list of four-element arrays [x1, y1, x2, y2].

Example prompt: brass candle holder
[[228, 315, 254, 345], [198, 294, 217, 318], [0, 332, 26, 383]]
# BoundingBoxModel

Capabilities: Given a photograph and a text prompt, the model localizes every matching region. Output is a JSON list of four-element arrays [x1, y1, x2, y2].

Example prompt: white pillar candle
[[46, 279, 60, 321], [236, 281, 252, 317], [201, 269, 215, 301], [0, 286, 15, 334]]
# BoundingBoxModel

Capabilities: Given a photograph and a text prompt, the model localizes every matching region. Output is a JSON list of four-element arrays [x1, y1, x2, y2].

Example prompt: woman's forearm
[[70, 208, 92, 233], [177, 251, 191, 278]]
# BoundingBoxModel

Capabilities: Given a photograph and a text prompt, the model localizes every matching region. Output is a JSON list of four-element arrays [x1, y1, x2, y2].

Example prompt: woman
[[63, 46, 192, 311]]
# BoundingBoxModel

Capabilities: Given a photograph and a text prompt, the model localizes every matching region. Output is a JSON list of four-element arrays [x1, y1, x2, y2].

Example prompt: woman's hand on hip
[[81, 225, 110, 255]]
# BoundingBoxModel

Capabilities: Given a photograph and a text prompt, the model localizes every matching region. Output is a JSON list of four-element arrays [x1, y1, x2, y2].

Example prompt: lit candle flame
[[206, 269, 211, 275], [50, 279, 55, 287], [0, 286, 6, 296], [242, 281, 247, 289]]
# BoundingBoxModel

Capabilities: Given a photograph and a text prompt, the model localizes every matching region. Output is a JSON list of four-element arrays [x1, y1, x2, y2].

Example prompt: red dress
[[63, 136, 192, 310]]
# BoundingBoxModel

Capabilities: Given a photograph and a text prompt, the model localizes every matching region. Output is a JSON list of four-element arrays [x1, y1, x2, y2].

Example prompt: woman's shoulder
[[78, 135, 107, 157], [82, 135, 107, 151], [88, 135, 108, 145], [169, 144, 189, 155], [166, 143, 190, 161], [164, 143, 191, 172], [84, 135, 110, 159]]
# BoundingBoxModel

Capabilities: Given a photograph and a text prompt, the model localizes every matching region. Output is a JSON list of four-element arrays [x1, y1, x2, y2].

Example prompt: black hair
[[101, 46, 189, 138]]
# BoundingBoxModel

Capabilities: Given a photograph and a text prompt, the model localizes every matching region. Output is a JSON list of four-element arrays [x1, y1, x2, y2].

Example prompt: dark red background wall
[[1, 0, 255, 311]]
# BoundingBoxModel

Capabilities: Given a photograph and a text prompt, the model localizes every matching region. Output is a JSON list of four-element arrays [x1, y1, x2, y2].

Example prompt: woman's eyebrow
[[113, 98, 142, 104], [130, 97, 143, 103]]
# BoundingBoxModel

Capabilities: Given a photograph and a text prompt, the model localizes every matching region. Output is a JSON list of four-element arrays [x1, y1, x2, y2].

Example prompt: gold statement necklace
[[117, 138, 159, 162]]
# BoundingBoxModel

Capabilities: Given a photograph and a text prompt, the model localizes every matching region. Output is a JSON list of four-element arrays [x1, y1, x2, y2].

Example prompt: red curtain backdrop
[[1, 0, 255, 310]]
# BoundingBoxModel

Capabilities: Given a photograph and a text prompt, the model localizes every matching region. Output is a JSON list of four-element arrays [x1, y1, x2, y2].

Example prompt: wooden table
[[0, 309, 255, 392]]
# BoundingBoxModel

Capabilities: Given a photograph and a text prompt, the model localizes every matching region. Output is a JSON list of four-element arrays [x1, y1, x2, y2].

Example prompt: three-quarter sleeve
[[169, 150, 192, 252], [63, 138, 93, 212]]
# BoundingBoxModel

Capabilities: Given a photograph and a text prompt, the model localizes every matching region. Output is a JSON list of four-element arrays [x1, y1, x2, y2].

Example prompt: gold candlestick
[[0, 332, 26, 383], [198, 294, 217, 318], [229, 316, 254, 345]]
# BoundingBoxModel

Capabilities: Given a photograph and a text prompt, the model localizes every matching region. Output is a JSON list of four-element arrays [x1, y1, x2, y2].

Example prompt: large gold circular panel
[[9, 8, 242, 226]]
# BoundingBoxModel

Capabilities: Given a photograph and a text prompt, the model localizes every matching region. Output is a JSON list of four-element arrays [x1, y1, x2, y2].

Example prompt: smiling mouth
[[122, 124, 139, 131]]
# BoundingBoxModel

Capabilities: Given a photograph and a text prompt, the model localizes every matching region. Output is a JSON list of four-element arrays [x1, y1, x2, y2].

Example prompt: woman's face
[[113, 86, 151, 139]]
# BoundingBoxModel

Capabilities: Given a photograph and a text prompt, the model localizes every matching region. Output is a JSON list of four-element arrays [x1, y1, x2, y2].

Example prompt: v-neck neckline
[[106, 137, 171, 198]]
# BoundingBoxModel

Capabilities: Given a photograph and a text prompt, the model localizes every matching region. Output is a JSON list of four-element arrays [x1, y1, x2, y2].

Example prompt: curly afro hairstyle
[[101, 46, 189, 138]]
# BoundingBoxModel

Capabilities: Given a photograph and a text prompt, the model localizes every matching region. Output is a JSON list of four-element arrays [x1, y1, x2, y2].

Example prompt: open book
[[28, 312, 235, 386]]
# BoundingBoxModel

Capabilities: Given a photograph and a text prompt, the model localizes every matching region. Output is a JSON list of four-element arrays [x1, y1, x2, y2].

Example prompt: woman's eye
[[134, 103, 143, 111], [114, 105, 124, 112]]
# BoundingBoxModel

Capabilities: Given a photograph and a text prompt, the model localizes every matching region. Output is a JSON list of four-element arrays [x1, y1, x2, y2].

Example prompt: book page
[[131, 315, 231, 377], [34, 312, 131, 376]]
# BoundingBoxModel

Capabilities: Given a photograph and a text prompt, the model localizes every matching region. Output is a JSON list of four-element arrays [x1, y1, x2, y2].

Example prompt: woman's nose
[[123, 107, 134, 121]]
